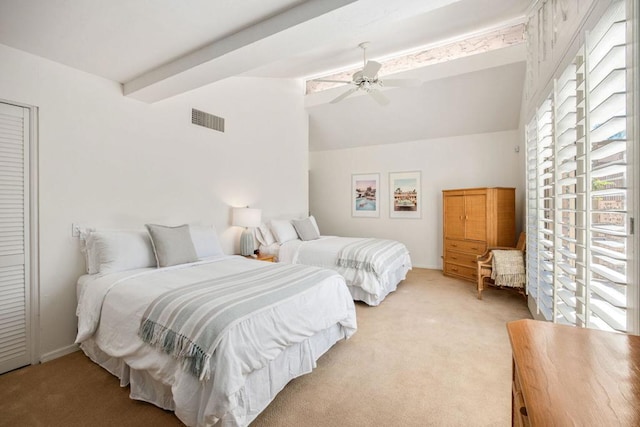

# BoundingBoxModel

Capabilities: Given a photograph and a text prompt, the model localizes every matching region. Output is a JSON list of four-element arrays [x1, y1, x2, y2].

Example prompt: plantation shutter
[[536, 97, 555, 320], [585, 1, 629, 331], [525, 117, 539, 303], [0, 102, 31, 374], [554, 60, 580, 325], [526, 0, 634, 333]]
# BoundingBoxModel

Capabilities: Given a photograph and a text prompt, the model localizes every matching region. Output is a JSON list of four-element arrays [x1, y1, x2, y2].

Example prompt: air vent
[[192, 108, 225, 132]]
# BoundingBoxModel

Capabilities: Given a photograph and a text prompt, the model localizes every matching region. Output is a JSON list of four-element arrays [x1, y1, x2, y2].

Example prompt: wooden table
[[507, 319, 640, 426]]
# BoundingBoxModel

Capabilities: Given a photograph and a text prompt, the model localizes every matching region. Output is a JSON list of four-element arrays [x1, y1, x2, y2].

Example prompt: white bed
[[260, 235, 412, 306], [75, 255, 357, 427]]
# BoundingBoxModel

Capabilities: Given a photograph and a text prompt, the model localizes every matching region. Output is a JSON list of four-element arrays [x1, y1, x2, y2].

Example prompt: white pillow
[[86, 230, 157, 274], [254, 227, 265, 246], [269, 219, 299, 244], [309, 215, 321, 236], [257, 223, 276, 246], [189, 225, 224, 258]]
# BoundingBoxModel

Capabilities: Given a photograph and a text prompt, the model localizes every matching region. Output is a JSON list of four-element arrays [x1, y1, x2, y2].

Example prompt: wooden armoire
[[442, 187, 515, 282]]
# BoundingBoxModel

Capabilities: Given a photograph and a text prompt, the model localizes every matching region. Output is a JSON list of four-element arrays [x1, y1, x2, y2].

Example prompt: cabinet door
[[444, 195, 465, 240], [464, 194, 487, 241]]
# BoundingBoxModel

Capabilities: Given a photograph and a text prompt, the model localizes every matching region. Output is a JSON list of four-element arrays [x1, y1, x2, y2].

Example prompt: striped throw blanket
[[139, 264, 336, 381], [336, 238, 409, 278]]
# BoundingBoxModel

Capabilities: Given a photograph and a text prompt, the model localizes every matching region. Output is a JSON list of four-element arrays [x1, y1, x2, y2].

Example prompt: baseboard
[[411, 264, 442, 270], [40, 343, 79, 363]]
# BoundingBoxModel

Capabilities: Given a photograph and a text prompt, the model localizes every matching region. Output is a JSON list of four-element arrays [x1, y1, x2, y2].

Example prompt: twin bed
[[75, 221, 410, 426], [261, 236, 411, 306], [257, 216, 412, 306]]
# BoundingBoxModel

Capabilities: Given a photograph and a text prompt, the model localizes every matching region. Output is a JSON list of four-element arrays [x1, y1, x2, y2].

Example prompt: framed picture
[[389, 171, 421, 219], [352, 173, 380, 217]]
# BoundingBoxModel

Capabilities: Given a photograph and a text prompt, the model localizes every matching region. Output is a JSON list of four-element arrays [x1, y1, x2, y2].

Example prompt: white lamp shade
[[232, 207, 262, 228]]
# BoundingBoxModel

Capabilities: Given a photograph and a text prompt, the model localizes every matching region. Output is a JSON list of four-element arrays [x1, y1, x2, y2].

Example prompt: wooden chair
[[476, 232, 526, 299]]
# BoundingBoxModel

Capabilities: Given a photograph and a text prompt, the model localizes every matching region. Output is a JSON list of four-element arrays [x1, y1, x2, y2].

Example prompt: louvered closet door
[[0, 102, 31, 374]]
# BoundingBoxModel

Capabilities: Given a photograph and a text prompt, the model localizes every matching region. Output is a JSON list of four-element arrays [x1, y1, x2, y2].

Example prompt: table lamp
[[232, 207, 262, 256]]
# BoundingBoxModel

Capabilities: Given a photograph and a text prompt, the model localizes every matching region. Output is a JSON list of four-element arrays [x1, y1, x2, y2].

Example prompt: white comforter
[[276, 237, 411, 304], [75, 256, 357, 426]]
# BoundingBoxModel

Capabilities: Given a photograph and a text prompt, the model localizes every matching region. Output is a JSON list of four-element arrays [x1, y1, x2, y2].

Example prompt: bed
[[256, 217, 412, 306], [75, 225, 357, 427]]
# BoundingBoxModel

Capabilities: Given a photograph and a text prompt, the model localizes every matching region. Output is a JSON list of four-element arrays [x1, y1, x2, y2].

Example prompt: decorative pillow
[[269, 219, 299, 244], [291, 217, 320, 241], [257, 223, 277, 246], [85, 230, 157, 274], [189, 225, 224, 259], [309, 215, 321, 236], [145, 224, 198, 268]]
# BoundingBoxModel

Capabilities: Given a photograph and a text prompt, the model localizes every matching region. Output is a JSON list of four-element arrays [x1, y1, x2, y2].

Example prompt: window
[[526, 0, 634, 332]]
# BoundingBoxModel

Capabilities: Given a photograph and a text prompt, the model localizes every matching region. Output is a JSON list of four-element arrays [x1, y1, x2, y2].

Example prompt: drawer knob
[[451, 268, 458, 272], [452, 244, 458, 247]]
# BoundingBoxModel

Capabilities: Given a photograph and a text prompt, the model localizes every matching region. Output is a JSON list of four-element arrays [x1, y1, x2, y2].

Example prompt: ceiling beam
[[123, 0, 461, 103], [123, 0, 358, 102]]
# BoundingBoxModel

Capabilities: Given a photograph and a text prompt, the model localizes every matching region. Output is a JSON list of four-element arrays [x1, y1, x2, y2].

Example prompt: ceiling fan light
[[324, 43, 416, 105]]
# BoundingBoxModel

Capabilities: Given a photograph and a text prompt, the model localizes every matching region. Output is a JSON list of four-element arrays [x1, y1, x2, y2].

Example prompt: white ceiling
[[0, 0, 531, 151], [0, 0, 530, 101], [308, 55, 526, 151]]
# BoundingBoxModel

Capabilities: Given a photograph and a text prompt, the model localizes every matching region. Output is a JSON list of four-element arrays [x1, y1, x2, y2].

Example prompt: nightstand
[[245, 254, 276, 262]]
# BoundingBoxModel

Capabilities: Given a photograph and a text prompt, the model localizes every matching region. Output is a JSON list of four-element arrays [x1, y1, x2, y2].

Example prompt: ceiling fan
[[313, 42, 421, 106]]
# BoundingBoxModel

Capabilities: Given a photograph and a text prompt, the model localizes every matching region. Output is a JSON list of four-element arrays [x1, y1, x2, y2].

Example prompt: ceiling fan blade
[[361, 60, 382, 78], [312, 79, 352, 83], [367, 89, 389, 106], [380, 78, 422, 87], [330, 87, 358, 104]]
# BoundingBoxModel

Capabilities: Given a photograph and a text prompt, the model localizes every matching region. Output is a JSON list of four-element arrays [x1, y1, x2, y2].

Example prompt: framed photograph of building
[[389, 171, 421, 219], [352, 173, 379, 217]]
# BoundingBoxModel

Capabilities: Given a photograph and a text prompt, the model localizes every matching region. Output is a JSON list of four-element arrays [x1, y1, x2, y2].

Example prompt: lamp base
[[240, 228, 255, 256]]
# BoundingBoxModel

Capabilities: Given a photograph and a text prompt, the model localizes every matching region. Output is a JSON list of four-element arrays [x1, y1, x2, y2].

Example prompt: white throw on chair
[[476, 232, 526, 299]]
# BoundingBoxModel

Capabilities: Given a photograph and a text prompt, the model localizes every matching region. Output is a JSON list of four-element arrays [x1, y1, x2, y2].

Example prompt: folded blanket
[[336, 238, 409, 278], [139, 263, 336, 381], [491, 250, 525, 288]]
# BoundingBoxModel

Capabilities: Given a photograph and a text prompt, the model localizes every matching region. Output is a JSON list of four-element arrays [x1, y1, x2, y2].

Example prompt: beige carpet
[[0, 269, 531, 426]]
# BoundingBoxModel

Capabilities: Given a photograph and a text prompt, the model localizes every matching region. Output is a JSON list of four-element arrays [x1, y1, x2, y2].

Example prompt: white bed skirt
[[347, 259, 411, 306], [80, 323, 346, 426]]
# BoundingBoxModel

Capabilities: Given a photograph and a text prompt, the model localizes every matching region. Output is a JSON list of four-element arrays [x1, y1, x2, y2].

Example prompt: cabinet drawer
[[512, 362, 530, 427], [444, 262, 476, 280], [445, 251, 478, 268], [445, 239, 486, 255]]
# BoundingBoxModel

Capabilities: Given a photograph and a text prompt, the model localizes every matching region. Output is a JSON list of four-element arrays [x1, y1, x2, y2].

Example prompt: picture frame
[[389, 171, 421, 219], [352, 173, 380, 217]]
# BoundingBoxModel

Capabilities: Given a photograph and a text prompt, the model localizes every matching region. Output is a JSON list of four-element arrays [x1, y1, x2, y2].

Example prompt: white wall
[[0, 44, 309, 359], [309, 130, 524, 269]]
